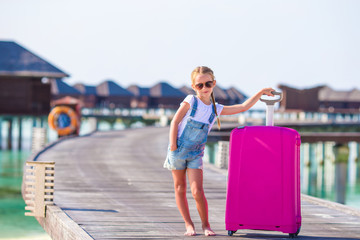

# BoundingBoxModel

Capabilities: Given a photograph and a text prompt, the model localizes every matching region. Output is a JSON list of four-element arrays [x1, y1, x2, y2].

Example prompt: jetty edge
[[22, 127, 360, 239]]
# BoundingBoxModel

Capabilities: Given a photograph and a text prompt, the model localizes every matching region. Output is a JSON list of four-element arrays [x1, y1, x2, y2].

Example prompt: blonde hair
[[191, 66, 221, 130]]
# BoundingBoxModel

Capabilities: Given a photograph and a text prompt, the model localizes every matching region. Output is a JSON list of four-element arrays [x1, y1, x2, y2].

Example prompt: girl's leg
[[187, 168, 216, 236], [171, 169, 196, 236]]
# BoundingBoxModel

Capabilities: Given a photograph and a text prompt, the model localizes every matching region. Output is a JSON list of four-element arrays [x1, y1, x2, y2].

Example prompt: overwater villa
[[2, 40, 359, 125], [279, 84, 360, 114], [0, 41, 69, 116]]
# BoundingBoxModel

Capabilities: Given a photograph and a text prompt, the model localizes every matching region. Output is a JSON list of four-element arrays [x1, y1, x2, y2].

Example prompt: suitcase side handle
[[260, 91, 283, 106]]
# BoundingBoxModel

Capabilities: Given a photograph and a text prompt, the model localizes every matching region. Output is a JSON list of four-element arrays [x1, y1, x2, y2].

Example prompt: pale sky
[[1, 0, 360, 97]]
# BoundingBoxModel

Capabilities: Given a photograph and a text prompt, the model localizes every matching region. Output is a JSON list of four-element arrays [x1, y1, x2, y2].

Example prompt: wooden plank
[[31, 127, 360, 239]]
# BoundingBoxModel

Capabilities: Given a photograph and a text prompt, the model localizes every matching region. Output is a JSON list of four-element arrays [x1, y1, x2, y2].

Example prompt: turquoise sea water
[[0, 150, 51, 240], [0, 118, 359, 239], [300, 142, 360, 210], [0, 118, 143, 239], [206, 141, 360, 210]]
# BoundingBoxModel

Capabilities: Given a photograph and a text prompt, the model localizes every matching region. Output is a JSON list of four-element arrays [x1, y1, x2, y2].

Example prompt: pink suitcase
[[225, 92, 301, 238]]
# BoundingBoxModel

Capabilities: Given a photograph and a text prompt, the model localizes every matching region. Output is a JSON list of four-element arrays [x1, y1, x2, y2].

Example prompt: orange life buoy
[[48, 106, 79, 136]]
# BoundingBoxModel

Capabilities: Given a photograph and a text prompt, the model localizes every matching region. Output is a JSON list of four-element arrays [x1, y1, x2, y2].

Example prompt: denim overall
[[164, 97, 216, 170]]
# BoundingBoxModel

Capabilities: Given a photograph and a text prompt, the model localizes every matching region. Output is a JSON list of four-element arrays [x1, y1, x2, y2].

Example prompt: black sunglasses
[[195, 81, 214, 90]]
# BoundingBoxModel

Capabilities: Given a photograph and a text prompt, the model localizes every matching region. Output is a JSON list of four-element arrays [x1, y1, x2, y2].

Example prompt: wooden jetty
[[207, 123, 360, 144], [25, 127, 360, 239]]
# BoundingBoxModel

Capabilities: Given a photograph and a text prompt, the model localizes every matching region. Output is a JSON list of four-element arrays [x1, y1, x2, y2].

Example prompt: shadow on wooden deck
[[23, 127, 360, 239]]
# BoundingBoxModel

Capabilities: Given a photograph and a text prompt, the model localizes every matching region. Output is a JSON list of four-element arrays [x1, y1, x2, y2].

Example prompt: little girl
[[163, 66, 274, 236]]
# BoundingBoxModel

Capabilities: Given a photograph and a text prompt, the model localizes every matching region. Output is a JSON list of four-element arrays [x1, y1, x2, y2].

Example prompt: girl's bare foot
[[184, 223, 196, 236], [203, 227, 216, 236]]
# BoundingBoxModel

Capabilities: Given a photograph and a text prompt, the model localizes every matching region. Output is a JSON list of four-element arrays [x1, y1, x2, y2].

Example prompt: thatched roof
[[179, 86, 195, 95], [226, 87, 248, 103], [0, 41, 69, 78], [279, 84, 360, 103], [97, 80, 134, 97], [127, 85, 150, 96], [319, 86, 360, 102], [150, 82, 186, 97], [51, 79, 81, 95], [179, 85, 247, 103], [212, 85, 229, 100], [179, 85, 229, 100], [73, 83, 97, 95]]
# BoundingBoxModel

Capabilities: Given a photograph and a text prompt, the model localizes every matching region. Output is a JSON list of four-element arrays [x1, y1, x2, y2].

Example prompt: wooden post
[[357, 142, 360, 182], [206, 142, 215, 164], [300, 142, 305, 190], [238, 113, 246, 125], [320, 142, 326, 198], [40, 116, 45, 128], [158, 108, 168, 127], [0, 116, 2, 150], [324, 142, 336, 194], [88, 117, 98, 132], [308, 143, 317, 196], [32, 117, 37, 127], [299, 112, 306, 121], [18, 116, 23, 150], [348, 142, 357, 186], [216, 141, 229, 169], [32, 128, 47, 153], [24, 161, 55, 217], [313, 142, 325, 198], [321, 113, 328, 123], [7, 118, 13, 150], [333, 143, 349, 205]]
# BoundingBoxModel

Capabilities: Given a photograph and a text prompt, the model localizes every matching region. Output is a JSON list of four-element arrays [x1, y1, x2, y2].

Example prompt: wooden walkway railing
[[24, 127, 360, 239]]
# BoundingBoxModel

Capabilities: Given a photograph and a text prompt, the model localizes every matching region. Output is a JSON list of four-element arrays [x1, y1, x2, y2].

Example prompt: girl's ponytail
[[210, 92, 221, 130]]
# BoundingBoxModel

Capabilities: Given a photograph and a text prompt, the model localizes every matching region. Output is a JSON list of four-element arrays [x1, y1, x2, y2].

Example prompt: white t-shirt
[[177, 95, 224, 137]]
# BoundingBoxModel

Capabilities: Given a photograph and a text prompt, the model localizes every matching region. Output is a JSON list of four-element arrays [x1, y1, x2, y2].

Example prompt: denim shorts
[[163, 117, 209, 171], [163, 142, 205, 170]]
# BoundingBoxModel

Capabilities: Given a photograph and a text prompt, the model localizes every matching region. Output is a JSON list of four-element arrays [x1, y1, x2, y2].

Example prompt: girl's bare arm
[[221, 88, 275, 115], [169, 102, 190, 151]]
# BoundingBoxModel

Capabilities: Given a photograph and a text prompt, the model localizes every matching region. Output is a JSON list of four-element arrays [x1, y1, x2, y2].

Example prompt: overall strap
[[208, 103, 216, 123], [190, 95, 198, 117]]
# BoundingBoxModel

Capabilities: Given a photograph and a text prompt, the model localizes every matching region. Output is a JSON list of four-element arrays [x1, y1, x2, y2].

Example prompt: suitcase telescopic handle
[[259, 91, 283, 106], [260, 91, 283, 126]]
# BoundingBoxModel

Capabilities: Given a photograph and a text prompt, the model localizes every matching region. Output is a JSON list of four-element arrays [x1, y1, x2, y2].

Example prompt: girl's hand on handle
[[262, 88, 276, 97], [221, 87, 277, 115]]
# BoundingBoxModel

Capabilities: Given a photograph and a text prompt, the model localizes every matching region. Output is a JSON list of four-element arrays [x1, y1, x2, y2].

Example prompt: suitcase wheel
[[289, 226, 301, 238], [228, 230, 236, 236]]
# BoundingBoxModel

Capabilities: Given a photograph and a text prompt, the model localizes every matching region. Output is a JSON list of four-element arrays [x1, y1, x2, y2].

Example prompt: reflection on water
[[1, 117, 359, 239], [301, 142, 360, 209], [0, 118, 144, 239], [206, 141, 360, 210]]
